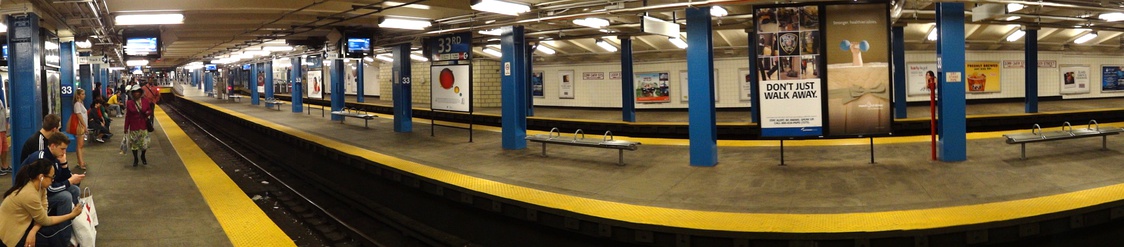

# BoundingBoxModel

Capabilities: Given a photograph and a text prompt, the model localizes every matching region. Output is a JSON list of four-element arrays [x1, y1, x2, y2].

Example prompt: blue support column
[[330, 59, 345, 121], [893, 25, 908, 118], [391, 44, 413, 132], [1025, 28, 1038, 113], [251, 64, 260, 105], [205, 72, 214, 95], [264, 61, 275, 106], [686, 7, 718, 167], [291, 57, 304, 112], [356, 60, 365, 102], [95, 67, 105, 106], [748, 30, 759, 123], [8, 14, 43, 180], [79, 65, 92, 100], [936, 3, 967, 162], [60, 42, 75, 126], [620, 37, 636, 122], [500, 26, 528, 150]]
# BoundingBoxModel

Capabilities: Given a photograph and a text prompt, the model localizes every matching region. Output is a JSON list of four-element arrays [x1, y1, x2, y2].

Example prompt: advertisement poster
[[306, 70, 323, 99], [1059, 66, 1090, 94], [756, 5, 823, 137], [430, 64, 471, 112], [343, 60, 359, 94], [965, 62, 1001, 93], [739, 69, 752, 101], [824, 3, 891, 136], [635, 72, 671, 103], [362, 61, 380, 96], [907, 63, 937, 96], [531, 71, 544, 97], [558, 70, 575, 99], [257, 69, 266, 94], [1102, 66, 1124, 92], [678, 70, 719, 102]]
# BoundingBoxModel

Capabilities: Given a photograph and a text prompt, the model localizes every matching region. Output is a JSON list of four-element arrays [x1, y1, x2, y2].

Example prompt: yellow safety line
[[186, 97, 1124, 233], [258, 97, 1124, 146], [154, 106, 296, 246]]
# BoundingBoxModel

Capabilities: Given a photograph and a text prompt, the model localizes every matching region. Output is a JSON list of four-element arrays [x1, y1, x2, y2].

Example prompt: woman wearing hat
[[123, 85, 153, 167]]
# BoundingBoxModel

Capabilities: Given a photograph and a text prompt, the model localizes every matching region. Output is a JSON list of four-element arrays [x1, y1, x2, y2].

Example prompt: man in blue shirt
[[21, 132, 83, 246]]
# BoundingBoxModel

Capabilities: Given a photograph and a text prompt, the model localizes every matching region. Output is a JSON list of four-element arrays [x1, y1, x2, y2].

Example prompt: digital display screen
[[2, 45, 7, 60], [346, 37, 370, 53], [242, 64, 251, 70], [125, 37, 158, 55], [205, 64, 217, 71]]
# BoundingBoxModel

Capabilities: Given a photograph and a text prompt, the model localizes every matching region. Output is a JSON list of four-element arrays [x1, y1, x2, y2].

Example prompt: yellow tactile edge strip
[[185, 96, 1124, 234], [154, 106, 296, 246]]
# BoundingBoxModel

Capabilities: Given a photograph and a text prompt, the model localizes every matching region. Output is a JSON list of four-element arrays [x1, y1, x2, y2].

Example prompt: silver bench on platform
[[525, 128, 641, 166], [330, 108, 377, 128], [229, 95, 244, 102], [263, 97, 285, 110], [1003, 120, 1124, 159]]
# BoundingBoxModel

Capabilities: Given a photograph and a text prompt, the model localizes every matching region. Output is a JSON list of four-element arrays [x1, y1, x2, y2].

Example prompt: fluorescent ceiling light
[[482, 48, 502, 57], [409, 54, 429, 62], [471, 0, 530, 16], [573, 17, 609, 28], [0, 23, 6, 33], [1100, 12, 1124, 22], [384, 1, 429, 10], [710, 6, 728, 17], [379, 17, 432, 30], [595, 40, 617, 52], [1074, 32, 1098, 44], [244, 50, 270, 57], [76, 40, 92, 49], [126, 60, 149, 66], [116, 13, 184, 25], [1006, 3, 1025, 12], [927, 28, 938, 41], [668, 37, 688, 49], [1003, 16, 1020, 21], [1005, 29, 1025, 42], [364, 57, 374, 62], [263, 46, 293, 52], [478, 28, 503, 36], [535, 45, 555, 55]]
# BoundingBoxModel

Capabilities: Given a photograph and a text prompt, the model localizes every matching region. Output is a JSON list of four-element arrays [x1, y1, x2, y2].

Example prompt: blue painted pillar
[[356, 60, 365, 102], [686, 7, 718, 167], [936, 3, 967, 162], [291, 56, 304, 112], [264, 61, 275, 106], [1025, 28, 1038, 113], [893, 25, 908, 118], [60, 42, 76, 126], [205, 72, 214, 95], [391, 44, 413, 132], [9, 14, 43, 180], [620, 36, 636, 122], [330, 59, 345, 121], [748, 29, 759, 123], [95, 67, 105, 106], [79, 65, 92, 101], [251, 63, 260, 105], [500, 26, 528, 150]]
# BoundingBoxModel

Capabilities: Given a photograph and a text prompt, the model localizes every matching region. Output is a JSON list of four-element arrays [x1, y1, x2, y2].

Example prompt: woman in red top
[[123, 85, 153, 167]]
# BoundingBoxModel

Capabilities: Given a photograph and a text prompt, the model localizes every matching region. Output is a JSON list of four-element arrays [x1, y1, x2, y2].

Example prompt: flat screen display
[[125, 37, 158, 55], [205, 64, 217, 71], [346, 37, 370, 53], [242, 64, 251, 70], [2, 45, 7, 60]]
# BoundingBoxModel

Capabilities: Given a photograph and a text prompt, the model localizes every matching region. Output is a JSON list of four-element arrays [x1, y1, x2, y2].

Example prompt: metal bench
[[306, 103, 326, 117], [330, 108, 378, 128], [229, 95, 244, 102], [263, 98, 285, 111], [525, 128, 641, 166], [1003, 120, 1124, 159]]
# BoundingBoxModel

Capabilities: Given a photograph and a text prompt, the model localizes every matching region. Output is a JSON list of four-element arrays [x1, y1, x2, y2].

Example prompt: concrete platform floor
[[275, 93, 1124, 123], [192, 87, 1124, 214], [0, 108, 232, 246]]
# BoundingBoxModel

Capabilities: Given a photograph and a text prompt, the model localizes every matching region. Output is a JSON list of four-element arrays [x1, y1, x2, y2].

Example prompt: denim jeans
[[39, 186, 79, 245], [108, 104, 122, 116]]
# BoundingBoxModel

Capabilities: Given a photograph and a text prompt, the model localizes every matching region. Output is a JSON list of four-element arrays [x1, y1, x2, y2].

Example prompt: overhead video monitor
[[205, 64, 217, 71], [2, 44, 7, 60], [344, 37, 371, 58], [242, 64, 251, 70]]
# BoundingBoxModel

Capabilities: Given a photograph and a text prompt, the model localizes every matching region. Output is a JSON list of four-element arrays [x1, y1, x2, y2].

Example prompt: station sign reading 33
[[426, 32, 473, 62]]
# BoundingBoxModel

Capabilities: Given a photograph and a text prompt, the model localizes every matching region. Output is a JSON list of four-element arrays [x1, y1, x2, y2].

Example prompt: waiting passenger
[[106, 92, 123, 117], [0, 159, 83, 247], [125, 85, 154, 166], [0, 96, 11, 176], [88, 100, 112, 143], [69, 89, 90, 170], [18, 114, 61, 176], [20, 132, 82, 247]]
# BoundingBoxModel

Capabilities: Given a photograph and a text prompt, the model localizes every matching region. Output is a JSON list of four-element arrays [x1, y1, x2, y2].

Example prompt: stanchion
[[869, 137, 875, 164], [779, 140, 786, 166]]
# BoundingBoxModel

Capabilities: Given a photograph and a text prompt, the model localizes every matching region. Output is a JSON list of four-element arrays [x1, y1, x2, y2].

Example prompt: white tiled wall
[[378, 59, 504, 107], [532, 57, 753, 109]]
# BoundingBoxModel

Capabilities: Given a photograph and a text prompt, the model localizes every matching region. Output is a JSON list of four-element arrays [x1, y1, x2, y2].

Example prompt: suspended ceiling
[[6, 0, 1124, 69]]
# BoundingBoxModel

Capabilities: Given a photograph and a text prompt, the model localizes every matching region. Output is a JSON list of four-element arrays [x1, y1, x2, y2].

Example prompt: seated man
[[88, 100, 112, 143], [20, 132, 83, 246], [107, 91, 123, 117]]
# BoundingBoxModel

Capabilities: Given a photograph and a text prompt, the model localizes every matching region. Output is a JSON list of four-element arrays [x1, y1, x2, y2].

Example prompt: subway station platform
[[0, 96, 293, 246], [185, 86, 1124, 237]]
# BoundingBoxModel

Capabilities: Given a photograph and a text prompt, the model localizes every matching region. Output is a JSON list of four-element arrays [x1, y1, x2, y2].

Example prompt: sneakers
[[95, 138, 105, 143], [0, 167, 10, 176]]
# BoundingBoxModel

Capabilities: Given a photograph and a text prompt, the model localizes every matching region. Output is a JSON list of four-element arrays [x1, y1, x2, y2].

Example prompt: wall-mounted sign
[[582, 72, 604, 80], [426, 32, 473, 62]]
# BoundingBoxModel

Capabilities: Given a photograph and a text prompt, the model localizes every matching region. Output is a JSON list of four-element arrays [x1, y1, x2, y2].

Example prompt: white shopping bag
[[70, 200, 97, 247], [81, 187, 99, 226]]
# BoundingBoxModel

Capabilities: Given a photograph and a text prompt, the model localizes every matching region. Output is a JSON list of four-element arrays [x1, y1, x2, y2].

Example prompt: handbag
[[70, 187, 98, 247], [66, 113, 81, 134]]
